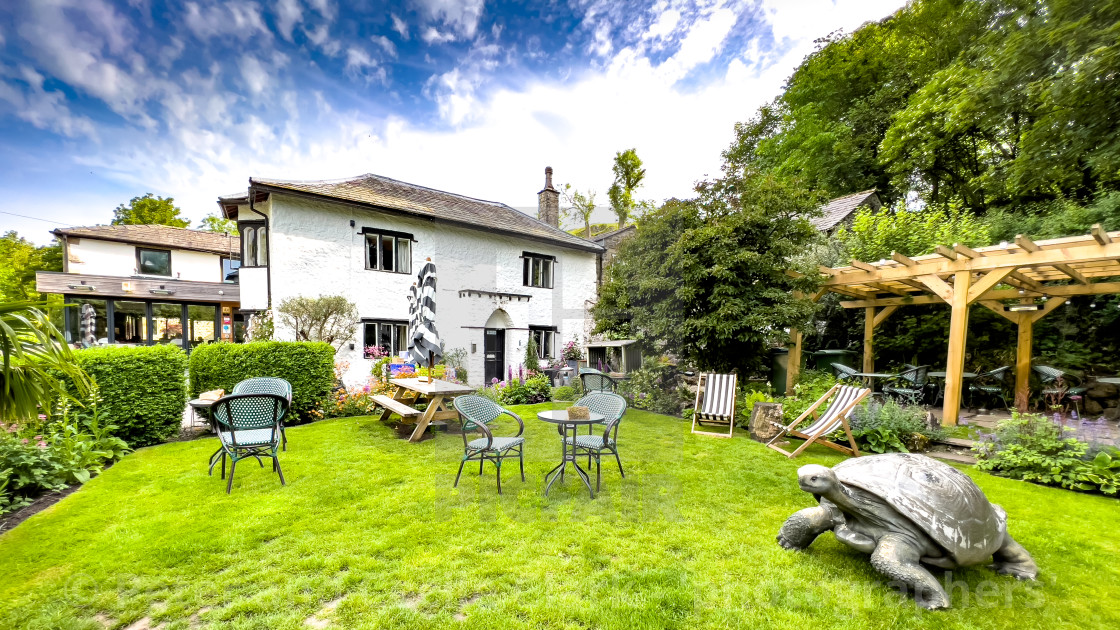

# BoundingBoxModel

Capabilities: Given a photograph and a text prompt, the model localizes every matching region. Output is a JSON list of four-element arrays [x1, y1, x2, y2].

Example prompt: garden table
[[380, 378, 475, 442], [853, 372, 899, 391], [927, 371, 978, 406], [1096, 377, 1120, 385], [537, 409, 605, 499], [187, 398, 215, 429]]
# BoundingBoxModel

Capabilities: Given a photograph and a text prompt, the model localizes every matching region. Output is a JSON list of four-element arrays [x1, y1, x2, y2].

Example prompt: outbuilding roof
[[233, 173, 604, 253], [52, 224, 240, 256], [811, 189, 880, 231]]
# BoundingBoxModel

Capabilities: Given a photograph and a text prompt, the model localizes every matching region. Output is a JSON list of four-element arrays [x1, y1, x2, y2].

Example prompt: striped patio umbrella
[[405, 282, 419, 362], [410, 258, 442, 382], [80, 303, 97, 347]]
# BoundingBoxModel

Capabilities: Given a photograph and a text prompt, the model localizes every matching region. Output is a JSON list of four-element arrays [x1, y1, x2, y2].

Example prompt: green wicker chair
[[209, 393, 289, 494], [969, 366, 1013, 410], [882, 365, 929, 405], [580, 371, 618, 393], [566, 392, 628, 491], [831, 362, 861, 385], [232, 377, 293, 450], [454, 395, 525, 495]]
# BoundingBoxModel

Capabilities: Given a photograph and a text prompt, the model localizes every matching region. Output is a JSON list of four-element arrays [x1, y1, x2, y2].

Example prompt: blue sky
[[0, 0, 906, 244]]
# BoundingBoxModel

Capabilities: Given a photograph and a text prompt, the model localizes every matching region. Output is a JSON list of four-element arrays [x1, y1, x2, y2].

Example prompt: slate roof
[[52, 225, 240, 256], [811, 189, 880, 231], [590, 224, 636, 243], [246, 173, 604, 253]]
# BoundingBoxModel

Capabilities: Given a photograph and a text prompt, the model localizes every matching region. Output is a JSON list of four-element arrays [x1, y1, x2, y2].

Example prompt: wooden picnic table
[[377, 378, 475, 442]]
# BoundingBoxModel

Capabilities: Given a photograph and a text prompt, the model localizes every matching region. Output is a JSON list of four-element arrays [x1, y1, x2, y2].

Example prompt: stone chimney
[[537, 166, 560, 227]]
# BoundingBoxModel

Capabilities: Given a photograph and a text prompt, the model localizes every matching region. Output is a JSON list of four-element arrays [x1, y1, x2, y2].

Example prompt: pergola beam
[[1092, 224, 1112, 245], [837, 281, 1120, 308], [966, 267, 1017, 303]]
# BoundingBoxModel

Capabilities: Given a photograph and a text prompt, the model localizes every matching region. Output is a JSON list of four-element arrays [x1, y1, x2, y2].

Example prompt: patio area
[[2, 404, 1118, 629]]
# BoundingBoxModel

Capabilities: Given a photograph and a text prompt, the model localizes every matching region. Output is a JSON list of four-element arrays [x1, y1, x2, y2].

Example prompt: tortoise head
[[797, 464, 838, 496]]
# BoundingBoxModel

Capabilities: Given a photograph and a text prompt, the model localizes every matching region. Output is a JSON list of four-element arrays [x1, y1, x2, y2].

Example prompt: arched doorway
[[483, 309, 512, 384]]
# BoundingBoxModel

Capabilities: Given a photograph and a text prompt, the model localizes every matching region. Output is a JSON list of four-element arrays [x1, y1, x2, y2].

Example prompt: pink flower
[[7, 424, 18, 433], [21, 438, 29, 445], [38, 414, 47, 420], [37, 441, 47, 448], [34, 435, 42, 440]]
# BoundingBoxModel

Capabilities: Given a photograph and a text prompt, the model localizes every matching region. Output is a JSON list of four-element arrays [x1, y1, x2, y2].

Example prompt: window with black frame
[[522, 252, 554, 288], [530, 326, 555, 359], [363, 229, 412, 274], [137, 248, 171, 276], [221, 257, 240, 283], [362, 319, 409, 358], [239, 223, 268, 266]]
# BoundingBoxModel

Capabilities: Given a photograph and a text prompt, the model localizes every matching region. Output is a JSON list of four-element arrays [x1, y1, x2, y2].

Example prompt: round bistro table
[[537, 409, 605, 498]]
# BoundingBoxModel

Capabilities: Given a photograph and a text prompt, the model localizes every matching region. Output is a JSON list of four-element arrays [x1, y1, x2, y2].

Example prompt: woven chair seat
[[466, 436, 524, 452], [564, 434, 615, 450], [220, 428, 277, 446]]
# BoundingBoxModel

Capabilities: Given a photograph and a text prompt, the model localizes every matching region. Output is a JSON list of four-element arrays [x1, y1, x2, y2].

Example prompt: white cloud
[[345, 47, 386, 84], [420, 27, 456, 45], [182, 1, 271, 40], [0, 66, 98, 140], [390, 13, 409, 40], [274, 0, 303, 41], [644, 7, 681, 40], [373, 35, 397, 58], [411, 0, 486, 39], [239, 55, 269, 94], [655, 6, 738, 82], [304, 23, 341, 56]]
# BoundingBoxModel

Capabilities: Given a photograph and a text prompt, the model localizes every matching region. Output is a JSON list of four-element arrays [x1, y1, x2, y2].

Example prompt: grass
[[1, 402, 1118, 629]]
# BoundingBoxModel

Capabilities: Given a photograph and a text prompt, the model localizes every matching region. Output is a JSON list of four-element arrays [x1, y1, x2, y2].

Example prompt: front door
[[484, 328, 505, 384]]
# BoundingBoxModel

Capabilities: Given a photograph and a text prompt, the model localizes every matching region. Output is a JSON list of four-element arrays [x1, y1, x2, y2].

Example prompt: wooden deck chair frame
[[690, 373, 737, 438], [766, 384, 869, 458]]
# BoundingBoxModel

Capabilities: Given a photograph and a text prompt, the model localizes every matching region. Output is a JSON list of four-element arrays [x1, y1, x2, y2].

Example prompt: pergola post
[[787, 328, 802, 396], [942, 271, 972, 426], [863, 306, 875, 373], [1015, 314, 1033, 411]]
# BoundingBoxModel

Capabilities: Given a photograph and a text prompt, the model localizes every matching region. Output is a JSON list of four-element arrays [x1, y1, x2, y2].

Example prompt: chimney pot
[[544, 166, 554, 190], [538, 166, 560, 228]]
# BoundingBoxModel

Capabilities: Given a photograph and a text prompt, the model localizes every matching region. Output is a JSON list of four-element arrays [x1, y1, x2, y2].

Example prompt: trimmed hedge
[[189, 341, 335, 421], [71, 345, 189, 447]]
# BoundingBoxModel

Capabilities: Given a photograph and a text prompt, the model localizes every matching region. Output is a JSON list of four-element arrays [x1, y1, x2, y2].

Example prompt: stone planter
[[748, 402, 784, 442]]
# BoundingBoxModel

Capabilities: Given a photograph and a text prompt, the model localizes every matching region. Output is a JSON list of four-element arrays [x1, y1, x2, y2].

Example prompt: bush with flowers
[[491, 370, 552, 405], [1, 389, 131, 515], [310, 377, 395, 420]]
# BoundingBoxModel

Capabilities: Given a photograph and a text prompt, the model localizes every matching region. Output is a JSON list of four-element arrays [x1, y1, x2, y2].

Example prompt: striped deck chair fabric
[[690, 373, 738, 438], [766, 384, 869, 458]]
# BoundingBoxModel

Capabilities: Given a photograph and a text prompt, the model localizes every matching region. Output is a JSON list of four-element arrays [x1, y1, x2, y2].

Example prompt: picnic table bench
[[374, 378, 475, 442]]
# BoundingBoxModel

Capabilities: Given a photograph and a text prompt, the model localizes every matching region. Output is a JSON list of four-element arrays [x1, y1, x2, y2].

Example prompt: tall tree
[[197, 214, 239, 235], [607, 148, 646, 227], [0, 232, 62, 302], [112, 193, 189, 227], [561, 184, 597, 238], [594, 172, 823, 375]]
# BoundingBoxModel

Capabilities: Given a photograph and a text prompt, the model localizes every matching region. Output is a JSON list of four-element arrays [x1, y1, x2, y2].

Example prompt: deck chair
[[690, 373, 738, 438], [766, 384, 870, 458]]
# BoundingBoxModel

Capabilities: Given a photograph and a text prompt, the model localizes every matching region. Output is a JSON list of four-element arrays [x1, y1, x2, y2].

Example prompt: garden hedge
[[71, 345, 188, 447], [189, 341, 335, 421]]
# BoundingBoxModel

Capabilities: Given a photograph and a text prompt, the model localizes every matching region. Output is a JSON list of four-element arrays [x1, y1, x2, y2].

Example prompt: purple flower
[[490, 377, 499, 385]]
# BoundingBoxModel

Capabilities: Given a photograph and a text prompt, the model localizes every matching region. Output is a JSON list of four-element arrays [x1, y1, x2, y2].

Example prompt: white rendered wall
[[68, 238, 226, 282], [265, 194, 599, 388]]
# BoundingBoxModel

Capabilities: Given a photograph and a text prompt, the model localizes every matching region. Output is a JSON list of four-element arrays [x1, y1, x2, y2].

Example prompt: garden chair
[[766, 384, 870, 458], [567, 392, 628, 490], [968, 366, 1013, 411], [580, 371, 618, 393], [1033, 365, 1087, 416], [690, 373, 738, 438], [232, 377, 293, 450], [209, 392, 289, 494], [831, 363, 861, 384], [882, 365, 929, 406], [453, 395, 525, 495]]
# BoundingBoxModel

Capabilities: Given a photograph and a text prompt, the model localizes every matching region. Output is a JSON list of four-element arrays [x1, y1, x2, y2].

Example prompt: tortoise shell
[[832, 453, 1006, 565]]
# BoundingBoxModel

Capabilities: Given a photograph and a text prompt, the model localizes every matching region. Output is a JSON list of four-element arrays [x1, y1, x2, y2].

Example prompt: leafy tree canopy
[[0, 232, 62, 302], [112, 193, 189, 227], [837, 202, 991, 263], [197, 214, 239, 235], [595, 172, 824, 375], [607, 148, 646, 226]]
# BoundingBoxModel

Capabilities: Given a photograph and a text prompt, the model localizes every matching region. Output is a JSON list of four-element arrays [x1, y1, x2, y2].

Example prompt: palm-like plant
[[0, 301, 90, 422]]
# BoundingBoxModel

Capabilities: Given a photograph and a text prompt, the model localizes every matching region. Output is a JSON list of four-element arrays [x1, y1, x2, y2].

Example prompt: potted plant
[[562, 338, 582, 370]]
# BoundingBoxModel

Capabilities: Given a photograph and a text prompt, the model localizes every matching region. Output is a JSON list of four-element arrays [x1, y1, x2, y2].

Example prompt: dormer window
[[137, 248, 171, 277]]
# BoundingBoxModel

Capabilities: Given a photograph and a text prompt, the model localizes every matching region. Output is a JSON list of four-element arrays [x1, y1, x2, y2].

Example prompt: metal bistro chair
[[831, 363, 861, 385], [1033, 365, 1088, 416], [209, 393, 289, 494], [567, 392, 628, 491], [453, 395, 525, 495], [882, 365, 929, 406], [580, 370, 618, 393], [232, 377, 293, 450], [969, 366, 1014, 411]]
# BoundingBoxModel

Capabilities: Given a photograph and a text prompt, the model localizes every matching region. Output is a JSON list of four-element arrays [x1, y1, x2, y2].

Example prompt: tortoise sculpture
[[777, 453, 1038, 609]]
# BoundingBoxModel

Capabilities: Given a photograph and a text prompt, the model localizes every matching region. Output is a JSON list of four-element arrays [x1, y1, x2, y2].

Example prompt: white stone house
[[217, 168, 604, 388]]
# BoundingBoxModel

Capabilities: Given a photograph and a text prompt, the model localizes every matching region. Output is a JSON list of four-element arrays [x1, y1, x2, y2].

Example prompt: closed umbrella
[[405, 282, 419, 363], [411, 258, 442, 383], [80, 303, 96, 347]]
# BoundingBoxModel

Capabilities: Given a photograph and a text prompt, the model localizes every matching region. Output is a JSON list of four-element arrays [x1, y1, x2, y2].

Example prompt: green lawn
[[1, 403, 1118, 629]]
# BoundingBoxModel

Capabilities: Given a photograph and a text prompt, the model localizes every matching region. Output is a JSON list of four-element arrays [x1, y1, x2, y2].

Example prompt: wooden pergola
[[788, 225, 1120, 425]]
